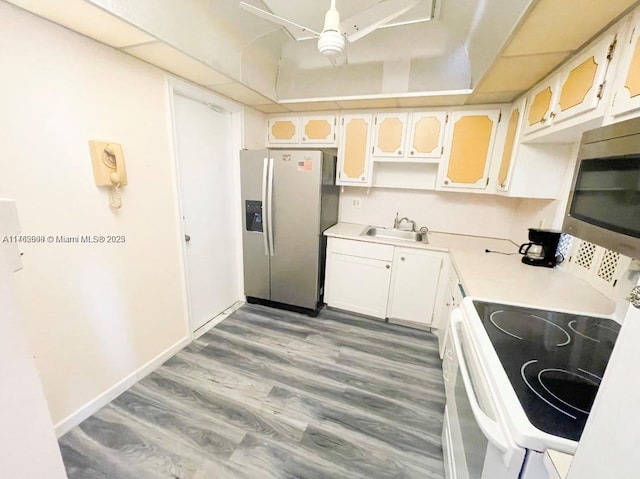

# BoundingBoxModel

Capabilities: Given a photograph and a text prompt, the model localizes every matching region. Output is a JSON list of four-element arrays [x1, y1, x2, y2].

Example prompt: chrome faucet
[[393, 212, 417, 232]]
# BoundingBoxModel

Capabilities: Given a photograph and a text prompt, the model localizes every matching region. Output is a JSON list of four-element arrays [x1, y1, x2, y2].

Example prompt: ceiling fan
[[240, 0, 421, 63]]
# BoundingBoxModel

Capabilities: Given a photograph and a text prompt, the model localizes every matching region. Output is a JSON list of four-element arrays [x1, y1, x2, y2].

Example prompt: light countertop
[[325, 223, 616, 317]]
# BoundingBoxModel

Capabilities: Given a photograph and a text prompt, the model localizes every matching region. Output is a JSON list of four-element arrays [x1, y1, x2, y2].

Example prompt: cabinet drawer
[[329, 238, 394, 261]]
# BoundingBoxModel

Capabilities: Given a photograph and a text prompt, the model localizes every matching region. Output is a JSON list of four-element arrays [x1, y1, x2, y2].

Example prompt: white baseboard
[[54, 335, 190, 438], [193, 300, 244, 340]]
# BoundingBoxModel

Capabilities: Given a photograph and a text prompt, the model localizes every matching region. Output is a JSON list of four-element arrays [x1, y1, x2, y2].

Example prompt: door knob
[[185, 234, 191, 242]]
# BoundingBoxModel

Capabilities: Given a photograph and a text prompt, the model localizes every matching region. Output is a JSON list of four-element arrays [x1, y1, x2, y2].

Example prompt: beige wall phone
[[89, 140, 127, 209]]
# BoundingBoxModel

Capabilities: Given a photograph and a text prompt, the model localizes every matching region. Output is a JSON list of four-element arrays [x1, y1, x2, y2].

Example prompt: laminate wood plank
[[59, 303, 446, 479], [196, 329, 437, 411]]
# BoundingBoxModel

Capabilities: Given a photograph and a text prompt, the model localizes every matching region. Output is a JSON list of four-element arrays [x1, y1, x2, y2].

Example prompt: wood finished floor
[[59, 304, 446, 479]]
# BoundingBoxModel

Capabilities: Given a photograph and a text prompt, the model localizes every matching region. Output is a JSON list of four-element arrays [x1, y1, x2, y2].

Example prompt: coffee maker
[[519, 228, 562, 268]]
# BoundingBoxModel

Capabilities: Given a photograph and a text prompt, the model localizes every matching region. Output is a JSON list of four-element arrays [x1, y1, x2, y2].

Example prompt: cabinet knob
[[410, 150, 414, 155], [398, 150, 402, 155], [401, 257, 405, 261], [444, 180, 449, 185], [385, 264, 390, 269]]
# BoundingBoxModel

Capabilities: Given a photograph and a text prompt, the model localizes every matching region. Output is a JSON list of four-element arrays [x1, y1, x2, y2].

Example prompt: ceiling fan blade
[[239, 2, 319, 41], [340, 0, 421, 42]]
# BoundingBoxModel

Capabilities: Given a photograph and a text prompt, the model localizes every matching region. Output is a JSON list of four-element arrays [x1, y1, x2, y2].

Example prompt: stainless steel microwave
[[563, 117, 640, 259]]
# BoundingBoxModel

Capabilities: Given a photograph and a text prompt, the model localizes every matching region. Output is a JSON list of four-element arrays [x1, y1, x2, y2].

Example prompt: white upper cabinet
[[267, 114, 338, 147], [337, 113, 374, 186], [300, 115, 338, 145], [523, 77, 560, 136], [495, 98, 574, 199], [552, 31, 617, 125], [407, 111, 448, 159], [372, 111, 447, 162], [438, 110, 501, 191], [267, 116, 299, 144], [496, 98, 526, 192], [372, 112, 409, 158], [609, 9, 640, 119], [523, 30, 617, 140]]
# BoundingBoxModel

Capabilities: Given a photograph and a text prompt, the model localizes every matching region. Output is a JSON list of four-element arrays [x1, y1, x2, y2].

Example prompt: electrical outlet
[[351, 199, 361, 208]]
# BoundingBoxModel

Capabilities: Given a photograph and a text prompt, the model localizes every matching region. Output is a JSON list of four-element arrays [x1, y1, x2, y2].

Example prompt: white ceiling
[[4, 0, 640, 111]]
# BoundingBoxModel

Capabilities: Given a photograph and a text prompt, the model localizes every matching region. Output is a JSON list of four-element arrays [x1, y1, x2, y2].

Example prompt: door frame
[[166, 76, 244, 338]]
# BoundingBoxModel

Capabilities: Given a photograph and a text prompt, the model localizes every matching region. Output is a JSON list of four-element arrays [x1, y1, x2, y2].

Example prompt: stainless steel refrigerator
[[240, 149, 339, 314]]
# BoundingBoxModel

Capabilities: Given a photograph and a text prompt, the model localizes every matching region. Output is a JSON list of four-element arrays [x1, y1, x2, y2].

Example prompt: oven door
[[443, 309, 526, 479]]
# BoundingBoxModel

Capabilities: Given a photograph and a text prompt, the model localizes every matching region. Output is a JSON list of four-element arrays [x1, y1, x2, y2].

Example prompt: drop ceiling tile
[[475, 52, 570, 93], [123, 42, 230, 86], [281, 102, 342, 112], [208, 82, 275, 105], [503, 0, 636, 56], [6, 0, 154, 47], [251, 103, 291, 114]]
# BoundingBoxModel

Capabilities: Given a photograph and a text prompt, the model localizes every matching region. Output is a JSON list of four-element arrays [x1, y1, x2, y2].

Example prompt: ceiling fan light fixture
[[317, 30, 345, 58]]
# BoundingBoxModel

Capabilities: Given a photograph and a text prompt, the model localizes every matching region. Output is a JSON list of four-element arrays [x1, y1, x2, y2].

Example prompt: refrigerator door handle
[[262, 158, 270, 256], [267, 157, 275, 256]]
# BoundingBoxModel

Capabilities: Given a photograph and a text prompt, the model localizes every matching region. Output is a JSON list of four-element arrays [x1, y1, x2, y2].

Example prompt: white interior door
[[174, 93, 240, 332]]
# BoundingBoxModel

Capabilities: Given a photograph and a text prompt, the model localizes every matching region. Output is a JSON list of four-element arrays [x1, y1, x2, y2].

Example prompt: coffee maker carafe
[[519, 228, 562, 268]]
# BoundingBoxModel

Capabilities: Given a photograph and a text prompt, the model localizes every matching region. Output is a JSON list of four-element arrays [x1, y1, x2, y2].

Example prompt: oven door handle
[[450, 311, 511, 456]]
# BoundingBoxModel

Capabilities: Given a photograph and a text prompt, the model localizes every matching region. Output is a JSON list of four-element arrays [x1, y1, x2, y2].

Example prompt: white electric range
[[442, 296, 620, 479]]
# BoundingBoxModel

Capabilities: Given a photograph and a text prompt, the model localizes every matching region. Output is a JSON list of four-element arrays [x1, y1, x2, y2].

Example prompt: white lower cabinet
[[325, 253, 392, 318], [387, 248, 445, 327], [324, 238, 394, 319], [324, 238, 447, 327]]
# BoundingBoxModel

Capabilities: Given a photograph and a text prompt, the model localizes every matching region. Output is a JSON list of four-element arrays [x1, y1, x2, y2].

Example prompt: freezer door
[[240, 150, 270, 300], [269, 150, 323, 309]]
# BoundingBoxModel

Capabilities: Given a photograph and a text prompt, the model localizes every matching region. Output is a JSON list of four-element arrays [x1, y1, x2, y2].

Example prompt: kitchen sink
[[361, 226, 425, 242]]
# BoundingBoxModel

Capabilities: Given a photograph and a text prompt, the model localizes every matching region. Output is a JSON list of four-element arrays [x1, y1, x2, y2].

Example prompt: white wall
[[0, 200, 67, 478], [339, 188, 565, 245], [509, 198, 560, 245], [0, 2, 189, 429], [340, 187, 526, 239], [243, 106, 267, 149]]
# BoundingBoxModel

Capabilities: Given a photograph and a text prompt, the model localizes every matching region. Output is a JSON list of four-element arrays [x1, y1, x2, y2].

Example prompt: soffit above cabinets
[[6, 0, 154, 48], [5, 0, 640, 111], [123, 42, 231, 86]]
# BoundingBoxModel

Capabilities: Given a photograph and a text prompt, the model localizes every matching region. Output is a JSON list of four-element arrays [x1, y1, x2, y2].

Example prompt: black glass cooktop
[[473, 300, 620, 442]]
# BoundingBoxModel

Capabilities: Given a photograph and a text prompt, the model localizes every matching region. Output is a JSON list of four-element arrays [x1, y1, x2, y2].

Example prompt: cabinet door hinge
[[498, 112, 502, 122], [371, 146, 375, 154], [374, 116, 378, 125], [486, 177, 490, 187], [597, 81, 606, 100], [607, 38, 617, 60], [441, 146, 444, 155], [334, 118, 337, 126], [341, 118, 344, 125], [612, 92, 617, 108], [338, 171, 341, 179], [445, 114, 449, 123]]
